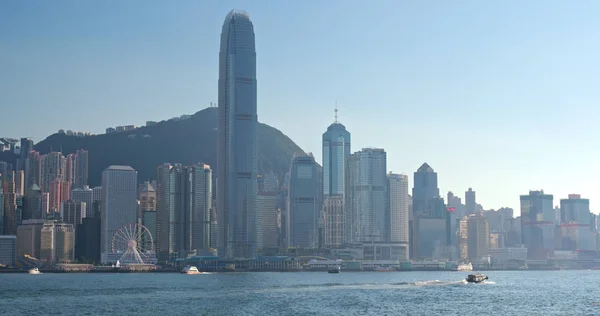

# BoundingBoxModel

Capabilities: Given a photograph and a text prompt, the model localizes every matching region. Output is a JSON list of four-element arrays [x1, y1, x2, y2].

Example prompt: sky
[[1, 0, 600, 214]]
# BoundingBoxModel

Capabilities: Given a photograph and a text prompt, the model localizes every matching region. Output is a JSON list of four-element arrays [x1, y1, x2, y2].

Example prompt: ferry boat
[[466, 273, 488, 283], [328, 266, 341, 274], [28, 267, 41, 275], [181, 266, 201, 275], [455, 263, 473, 272]]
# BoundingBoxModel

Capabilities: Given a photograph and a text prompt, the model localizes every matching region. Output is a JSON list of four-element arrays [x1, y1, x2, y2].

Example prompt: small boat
[[181, 265, 201, 275], [466, 273, 488, 283], [328, 266, 341, 274], [28, 267, 41, 275], [374, 266, 394, 272]]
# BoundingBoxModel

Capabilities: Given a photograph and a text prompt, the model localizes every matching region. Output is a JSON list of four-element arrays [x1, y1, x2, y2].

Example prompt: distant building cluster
[[2, 9, 599, 272]]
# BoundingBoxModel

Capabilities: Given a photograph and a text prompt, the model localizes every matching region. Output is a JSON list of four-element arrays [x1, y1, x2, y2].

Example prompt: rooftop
[[106, 165, 135, 171], [417, 163, 434, 173]]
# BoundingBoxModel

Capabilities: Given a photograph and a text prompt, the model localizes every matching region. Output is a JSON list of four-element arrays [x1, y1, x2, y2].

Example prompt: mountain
[[34, 107, 304, 186]]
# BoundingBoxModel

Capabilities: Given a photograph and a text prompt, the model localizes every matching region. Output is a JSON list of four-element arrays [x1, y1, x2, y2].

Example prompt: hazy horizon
[[2, 0, 599, 214]]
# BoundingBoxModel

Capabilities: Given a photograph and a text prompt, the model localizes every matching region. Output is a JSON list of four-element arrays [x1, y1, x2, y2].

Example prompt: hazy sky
[[2, 0, 599, 214]]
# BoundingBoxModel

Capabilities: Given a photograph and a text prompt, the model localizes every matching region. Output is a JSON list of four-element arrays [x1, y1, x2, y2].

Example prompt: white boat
[[181, 265, 201, 275], [455, 263, 473, 272], [28, 267, 41, 275]]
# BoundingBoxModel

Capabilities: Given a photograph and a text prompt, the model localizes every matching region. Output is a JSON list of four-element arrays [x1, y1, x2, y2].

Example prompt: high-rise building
[[459, 213, 490, 262], [40, 220, 75, 264], [411, 163, 448, 260], [190, 164, 212, 252], [387, 173, 409, 259], [447, 192, 465, 217], [156, 163, 212, 262], [256, 191, 279, 251], [18, 138, 34, 172], [100, 166, 137, 263], [71, 186, 98, 219], [322, 109, 351, 199], [322, 196, 344, 247], [76, 211, 101, 264], [346, 148, 387, 243], [217, 9, 258, 259], [520, 190, 554, 259], [25, 151, 41, 190], [60, 200, 86, 226], [17, 219, 46, 258], [138, 181, 157, 245], [14, 170, 24, 196], [49, 178, 70, 212], [288, 153, 320, 248], [0, 235, 16, 266], [23, 184, 42, 220], [465, 188, 476, 215], [559, 194, 593, 251], [0, 190, 4, 235], [74, 149, 88, 189], [65, 154, 76, 185], [2, 175, 17, 235], [40, 152, 66, 194]]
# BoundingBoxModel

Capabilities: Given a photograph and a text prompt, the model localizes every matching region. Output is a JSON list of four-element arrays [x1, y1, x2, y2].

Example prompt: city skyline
[[1, 1, 599, 213]]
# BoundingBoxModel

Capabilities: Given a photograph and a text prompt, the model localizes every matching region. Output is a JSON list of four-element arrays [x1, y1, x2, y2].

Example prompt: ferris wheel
[[111, 223, 155, 264]]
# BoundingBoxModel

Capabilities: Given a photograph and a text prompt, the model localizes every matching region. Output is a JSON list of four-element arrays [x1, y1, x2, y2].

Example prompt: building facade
[[288, 153, 320, 248], [40, 221, 75, 264], [520, 190, 554, 259], [217, 9, 258, 259], [100, 166, 138, 263], [387, 173, 409, 259]]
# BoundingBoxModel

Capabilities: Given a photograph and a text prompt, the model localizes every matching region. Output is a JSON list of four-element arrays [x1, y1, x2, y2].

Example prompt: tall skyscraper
[[346, 148, 387, 243], [411, 163, 448, 260], [0, 236, 16, 266], [156, 163, 213, 262], [559, 194, 592, 251], [387, 173, 409, 258], [288, 153, 320, 248], [459, 213, 490, 262], [18, 138, 34, 172], [74, 149, 88, 189], [322, 109, 351, 198], [256, 191, 279, 250], [23, 184, 42, 220], [25, 150, 41, 190], [217, 9, 258, 258], [60, 200, 86, 226], [520, 190, 554, 259], [100, 166, 137, 263], [465, 188, 476, 215], [322, 196, 344, 247]]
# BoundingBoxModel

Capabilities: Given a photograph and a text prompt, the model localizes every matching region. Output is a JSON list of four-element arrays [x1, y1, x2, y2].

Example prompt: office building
[[40, 152, 66, 194], [256, 191, 279, 250], [40, 221, 75, 264], [100, 166, 138, 263], [560, 194, 593, 251], [322, 196, 344, 247], [217, 9, 258, 258], [17, 219, 45, 258], [459, 213, 490, 262], [520, 190, 554, 259], [387, 173, 409, 259], [346, 148, 387, 242], [60, 200, 86, 226], [74, 149, 88, 189], [288, 153, 320, 248], [411, 163, 448, 260], [25, 150, 41, 191], [465, 188, 477, 215], [18, 138, 34, 172], [0, 235, 16, 266], [322, 109, 351, 198]]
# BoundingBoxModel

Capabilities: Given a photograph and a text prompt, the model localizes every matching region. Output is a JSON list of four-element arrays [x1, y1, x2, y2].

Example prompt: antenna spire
[[334, 101, 338, 123]]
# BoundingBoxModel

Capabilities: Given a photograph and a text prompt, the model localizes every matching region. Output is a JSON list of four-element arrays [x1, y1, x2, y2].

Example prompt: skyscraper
[[190, 163, 213, 252], [411, 163, 448, 260], [18, 138, 34, 172], [74, 149, 88, 189], [559, 194, 592, 251], [322, 109, 351, 198], [100, 166, 137, 263], [25, 150, 41, 190], [217, 9, 258, 258], [40, 221, 75, 264], [387, 173, 409, 258], [520, 190, 554, 259], [40, 152, 66, 194], [288, 153, 320, 248], [465, 188, 476, 215], [346, 148, 387, 243], [459, 213, 490, 262]]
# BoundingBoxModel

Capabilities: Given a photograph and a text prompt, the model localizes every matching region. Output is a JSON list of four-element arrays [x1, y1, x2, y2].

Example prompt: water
[[1, 270, 599, 315]]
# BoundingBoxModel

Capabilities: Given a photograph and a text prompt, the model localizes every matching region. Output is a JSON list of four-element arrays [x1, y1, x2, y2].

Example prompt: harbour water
[[1, 270, 599, 315]]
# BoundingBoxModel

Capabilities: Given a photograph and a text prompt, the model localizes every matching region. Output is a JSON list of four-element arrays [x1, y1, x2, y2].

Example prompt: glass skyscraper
[[322, 111, 351, 198], [217, 10, 258, 258]]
